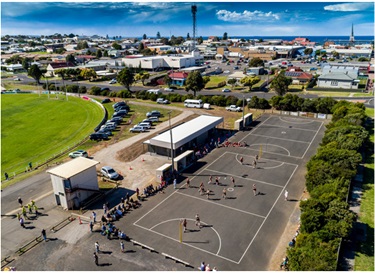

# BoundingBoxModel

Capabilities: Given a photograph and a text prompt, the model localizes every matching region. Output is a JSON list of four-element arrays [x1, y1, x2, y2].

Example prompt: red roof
[[168, 71, 189, 79], [49, 62, 75, 69]]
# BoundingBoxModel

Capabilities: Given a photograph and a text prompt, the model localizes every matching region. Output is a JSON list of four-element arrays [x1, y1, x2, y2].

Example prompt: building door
[[55, 194, 61, 206]]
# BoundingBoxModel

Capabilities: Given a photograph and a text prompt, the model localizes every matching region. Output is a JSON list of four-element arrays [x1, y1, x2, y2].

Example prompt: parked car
[[164, 88, 174, 92], [148, 116, 159, 122], [130, 126, 146, 133], [113, 101, 127, 109], [90, 132, 109, 141], [138, 122, 152, 129], [97, 129, 113, 136], [156, 98, 170, 104], [222, 88, 231, 92], [69, 150, 88, 158], [101, 166, 119, 180], [101, 98, 111, 104], [109, 79, 117, 84], [100, 87, 110, 92], [142, 119, 154, 126], [146, 110, 161, 118], [115, 105, 130, 111], [13, 77, 21, 81], [109, 117, 123, 125], [226, 105, 242, 112]]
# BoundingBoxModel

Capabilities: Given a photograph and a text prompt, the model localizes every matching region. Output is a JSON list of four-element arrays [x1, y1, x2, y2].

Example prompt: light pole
[[242, 95, 245, 130], [168, 111, 174, 175]]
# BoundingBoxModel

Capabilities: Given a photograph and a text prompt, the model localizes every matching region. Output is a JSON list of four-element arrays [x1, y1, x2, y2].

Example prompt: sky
[[1, 1, 374, 37]]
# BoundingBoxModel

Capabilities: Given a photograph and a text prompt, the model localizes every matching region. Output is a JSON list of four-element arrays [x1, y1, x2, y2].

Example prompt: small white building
[[47, 157, 100, 210]]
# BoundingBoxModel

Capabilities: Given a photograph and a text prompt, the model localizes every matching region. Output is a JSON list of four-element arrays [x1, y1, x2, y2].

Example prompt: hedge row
[[287, 100, 368, 270]]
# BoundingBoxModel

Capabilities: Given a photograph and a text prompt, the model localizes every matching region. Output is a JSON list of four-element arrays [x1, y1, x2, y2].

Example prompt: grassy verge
[[205, 76, 228, 88], [354, 107, 374, 271]]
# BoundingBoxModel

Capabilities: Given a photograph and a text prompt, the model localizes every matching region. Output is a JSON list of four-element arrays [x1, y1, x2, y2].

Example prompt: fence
[[248, 108, 332, 120]]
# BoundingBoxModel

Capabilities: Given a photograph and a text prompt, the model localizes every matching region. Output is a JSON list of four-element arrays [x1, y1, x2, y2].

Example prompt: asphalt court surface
[[240, 115, 324, 158], [127, 115, 325, 270]]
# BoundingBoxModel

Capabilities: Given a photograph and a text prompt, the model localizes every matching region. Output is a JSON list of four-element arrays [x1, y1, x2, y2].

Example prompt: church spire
[[349, 23, 355, 44]]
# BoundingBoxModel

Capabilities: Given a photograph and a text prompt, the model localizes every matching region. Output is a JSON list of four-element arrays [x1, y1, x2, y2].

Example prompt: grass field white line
[[239, 115, 273, 143], [134, 222, 239, 264], [134, 152, 228, 225], [237, 163, 299, 264], [149, 218, 222, 255], [176, 191, 267, 218], [301, 120, 324, 159], [235, 154, 286, 169], [205, 168, 285, 189], [249, 133, 311, 144], [226, 151, 299, 166]]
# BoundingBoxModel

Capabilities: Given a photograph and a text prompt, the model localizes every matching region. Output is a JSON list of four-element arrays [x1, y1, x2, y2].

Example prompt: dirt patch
[[116, 114, 200, 162]]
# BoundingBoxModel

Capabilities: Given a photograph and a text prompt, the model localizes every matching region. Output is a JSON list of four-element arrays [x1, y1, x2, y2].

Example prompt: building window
[[331, 81, 338, 86]]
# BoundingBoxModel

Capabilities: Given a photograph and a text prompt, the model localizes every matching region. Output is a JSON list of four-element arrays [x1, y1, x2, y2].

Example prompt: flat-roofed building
[[144, 115, 224, 157]]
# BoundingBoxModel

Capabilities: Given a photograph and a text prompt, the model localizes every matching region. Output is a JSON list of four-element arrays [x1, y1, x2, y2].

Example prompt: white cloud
[[216, 9, 280, 22], [324, 3, 373, 12]]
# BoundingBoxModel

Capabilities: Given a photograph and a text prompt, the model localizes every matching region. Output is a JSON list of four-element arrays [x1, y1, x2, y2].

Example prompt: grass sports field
[[1, 94, 103, 176]]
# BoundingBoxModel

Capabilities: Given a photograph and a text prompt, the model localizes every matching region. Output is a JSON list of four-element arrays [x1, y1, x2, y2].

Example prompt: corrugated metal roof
[[47, 157, 100, 179], [146, 115, 224, 149]]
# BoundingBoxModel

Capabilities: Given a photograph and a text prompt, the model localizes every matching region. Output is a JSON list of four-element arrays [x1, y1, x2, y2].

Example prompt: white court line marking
[[237, 164, 299, 264], [235, 153, 286, 169], [259, 123, 317, 132], [278, 116, 316, 124], [249, 144, 291, 156], [226, 151, 298, 166], [149, 218, 222, 255], [301, 120, 324, 159], [249, 134, 311, 144], [134, 222, 238, 264], [205, 168, 284, 189], [239, 115, 273, 143], [134, 152, 228, 226], [176, 191, 266, 218], [235, 147, 303, 159]]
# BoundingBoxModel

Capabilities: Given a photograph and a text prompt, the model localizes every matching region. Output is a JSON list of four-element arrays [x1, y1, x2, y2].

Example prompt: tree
[[103, 50, 108, 57], [76, 41, 88, 50], [22, 58, 31, 70], [187, 33, 190, 40], [65, 54, 75, 64], [240, 76, 260, 91], [96, 49, 102, 58], [143, 34, 147, 39], [248, 57, 264, 67], [270, 71, 291, 96], [28, 64, 43, 84], [117, 68, 134, 91], [138, 42, 145, 52], [185, 71, 205, 97], [156, 31, 161, 39], [227, 78, 237, 87], [164, 75, 172, 86], [134, 71, 150, 86], [197, 36, 203, 44], [202, 76, 210, 87], [80, 68, 97, 81], [112, 42, 122, 50], [304, 48, 313, 55], [223, 32, 228, 40]]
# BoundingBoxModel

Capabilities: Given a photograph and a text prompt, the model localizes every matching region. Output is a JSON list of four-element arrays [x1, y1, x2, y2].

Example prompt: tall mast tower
[[191, 4, 197, 51], [349, 23, 355, 45]]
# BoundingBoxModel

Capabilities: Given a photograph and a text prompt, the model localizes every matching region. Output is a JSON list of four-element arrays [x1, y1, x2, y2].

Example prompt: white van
[[203, 103, 211, 109], [138, 122, 152, 129], [147, 89, 161, 95], [184, 99, 203, 108]]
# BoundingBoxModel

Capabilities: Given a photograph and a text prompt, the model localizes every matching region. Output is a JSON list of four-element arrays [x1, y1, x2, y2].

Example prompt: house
[[317, 72, 359, 89], [46, 62, 76, 76], [47, 157, 100, 210], [285, 71, 313, 84], [167, 71, 189, 86], [3, 63, 24, 72]]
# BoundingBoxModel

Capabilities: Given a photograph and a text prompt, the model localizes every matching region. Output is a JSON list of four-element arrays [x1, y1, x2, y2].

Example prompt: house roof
[[47, 157, 100, 179], [49, 62, 76, 69], [168, 71, 189, 79], [285, 71, 313, 80], [318, 72, 356, 81]]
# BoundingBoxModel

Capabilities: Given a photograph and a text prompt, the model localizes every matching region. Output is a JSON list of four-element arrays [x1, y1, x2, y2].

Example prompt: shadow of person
[[101, 251, 112, 255], [124, 250, 136, 253], [99, 263, 112, 267]]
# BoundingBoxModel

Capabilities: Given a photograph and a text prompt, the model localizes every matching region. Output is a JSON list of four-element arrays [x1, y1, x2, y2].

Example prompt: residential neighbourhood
[[1, 1, 374, 272]]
